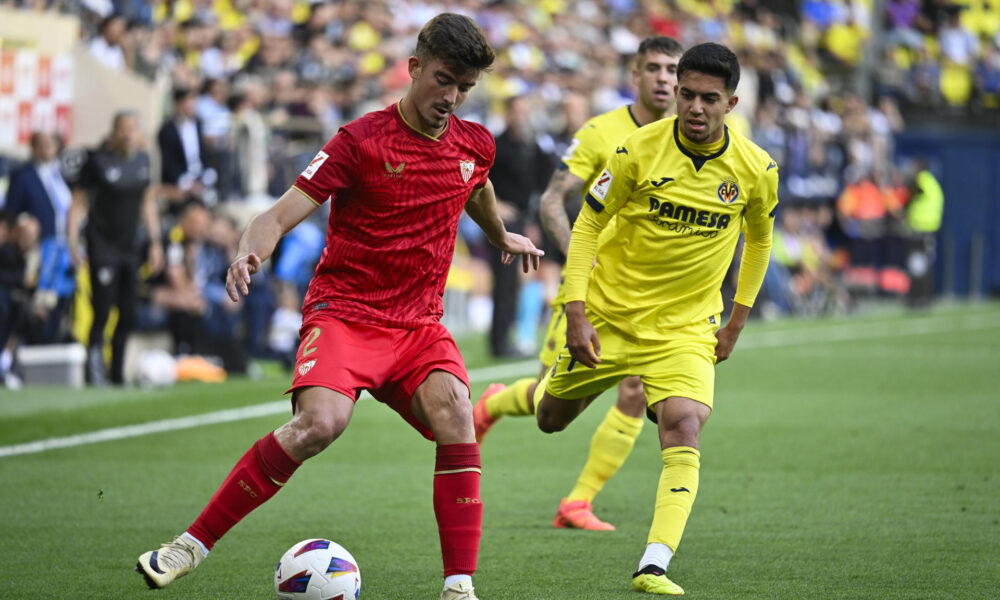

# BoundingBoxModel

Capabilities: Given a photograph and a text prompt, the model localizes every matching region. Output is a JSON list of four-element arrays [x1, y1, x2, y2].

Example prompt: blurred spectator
[[69, 111, 164, 385], [158, 87, 216, 209], [0, 213, 41, 389], [770, 205, 849, 315], [89, 13, 128, 71], [4, 131, 76, 343], [196, 78, 233, 199], [148, 199, 212, 358], [487, 95, 550, 357], [973, 42, 1000, 111], [195, 212, 252, 372], [904, 159, 945, 308]]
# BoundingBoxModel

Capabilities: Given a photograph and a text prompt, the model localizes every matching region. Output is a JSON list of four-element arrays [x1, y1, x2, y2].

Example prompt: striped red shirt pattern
[[293, 104, 495, 328]]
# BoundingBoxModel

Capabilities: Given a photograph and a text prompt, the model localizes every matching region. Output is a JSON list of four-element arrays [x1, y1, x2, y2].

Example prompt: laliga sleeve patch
[[590, 169, 613, 201], [561, 137, 581, 162], [301, 150, 329, 180]]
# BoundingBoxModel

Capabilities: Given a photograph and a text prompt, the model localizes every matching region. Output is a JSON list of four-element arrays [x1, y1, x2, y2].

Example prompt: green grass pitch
[[1, 302, 998, 599]]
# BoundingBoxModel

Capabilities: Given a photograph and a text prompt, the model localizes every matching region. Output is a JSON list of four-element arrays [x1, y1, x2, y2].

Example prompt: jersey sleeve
[[292, 127, 359, 205], [560, 120, 605, 183], [563, 144, 637, 303], [734, 158, 779, 307], [473, 130, 495, 189]]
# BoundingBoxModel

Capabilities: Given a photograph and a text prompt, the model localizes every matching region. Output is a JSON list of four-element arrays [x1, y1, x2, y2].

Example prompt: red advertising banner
[[0, 49, 73, 150]]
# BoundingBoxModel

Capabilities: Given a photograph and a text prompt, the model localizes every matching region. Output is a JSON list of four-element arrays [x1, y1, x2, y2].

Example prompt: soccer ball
[[275, 539, 361, 600]]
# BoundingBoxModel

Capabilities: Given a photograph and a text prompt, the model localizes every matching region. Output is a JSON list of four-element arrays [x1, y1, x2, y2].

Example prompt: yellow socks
[[647, 446, 700, 550], [567, 405, 644, 502], [485, 377, 536, 419]]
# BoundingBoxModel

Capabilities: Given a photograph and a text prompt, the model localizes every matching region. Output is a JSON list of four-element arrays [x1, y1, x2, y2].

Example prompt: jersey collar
[[396, 101, 449, 142], [626, 105, 641, 128], [673, 119, 729, 172]]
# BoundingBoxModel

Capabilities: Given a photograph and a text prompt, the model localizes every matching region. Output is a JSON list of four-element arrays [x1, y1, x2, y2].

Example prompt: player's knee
[[437, 388, 473, 424], [616, 377, 646, 417], [535, 404, 567, 434], [291, 411, 349, 457], [417, 381, 474, 442], [659, 413, 702, 447]]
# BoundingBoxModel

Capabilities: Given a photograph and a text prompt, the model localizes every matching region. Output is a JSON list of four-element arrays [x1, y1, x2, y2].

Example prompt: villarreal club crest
[[717, 178, 739, 204]]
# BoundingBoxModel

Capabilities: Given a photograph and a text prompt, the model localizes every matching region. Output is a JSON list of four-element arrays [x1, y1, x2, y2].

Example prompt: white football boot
[[135, 534, 205, 589]]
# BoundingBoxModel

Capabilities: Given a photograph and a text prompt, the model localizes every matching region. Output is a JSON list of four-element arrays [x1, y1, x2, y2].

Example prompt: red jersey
[[292, 103, 495, 329]]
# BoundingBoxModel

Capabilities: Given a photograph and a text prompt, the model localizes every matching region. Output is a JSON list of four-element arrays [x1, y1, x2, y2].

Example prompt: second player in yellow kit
[[473, 36, 685, 532], [534, 43, 779, 596]]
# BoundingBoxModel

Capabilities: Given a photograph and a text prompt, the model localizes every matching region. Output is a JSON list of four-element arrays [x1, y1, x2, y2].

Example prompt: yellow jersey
[[564, 116, 779, 338], [562, 105, 642, 190], [553, 105, 644, 305]]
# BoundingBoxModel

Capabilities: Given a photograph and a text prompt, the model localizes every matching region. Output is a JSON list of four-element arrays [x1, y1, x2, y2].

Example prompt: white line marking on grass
[[2, 314, 997, 458]]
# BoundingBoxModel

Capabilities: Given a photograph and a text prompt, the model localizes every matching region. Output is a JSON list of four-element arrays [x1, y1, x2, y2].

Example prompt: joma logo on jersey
[[384, 161, 405, 178], [717, 178, 740, 204], [649, 198, 731, 229]]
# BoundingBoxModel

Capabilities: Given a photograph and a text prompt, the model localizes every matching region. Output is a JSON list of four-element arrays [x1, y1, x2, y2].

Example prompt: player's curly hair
[[677, 43, 741, 94], [415, 13, 495, 74]]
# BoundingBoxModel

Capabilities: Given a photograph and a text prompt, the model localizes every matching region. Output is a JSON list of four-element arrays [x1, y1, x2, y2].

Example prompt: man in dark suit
[[157, 87, 216, 210], [488, 95, 551, 357], [5, 131, 76, 343]]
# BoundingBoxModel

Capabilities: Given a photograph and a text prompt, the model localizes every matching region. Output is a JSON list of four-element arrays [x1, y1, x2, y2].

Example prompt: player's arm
[[563, 152, 634, 368], [226, 187, 318, 301], [67, 188, 88, 267], [465, 178, 543, 273], [716, 162, 780, 363], [142, 184, 164, 275], [538, 168, 586, 256]]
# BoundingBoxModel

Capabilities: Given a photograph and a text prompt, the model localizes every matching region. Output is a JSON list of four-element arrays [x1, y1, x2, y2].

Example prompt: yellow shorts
[[541, 310, 718, 411], [538, 300, 567, 367]]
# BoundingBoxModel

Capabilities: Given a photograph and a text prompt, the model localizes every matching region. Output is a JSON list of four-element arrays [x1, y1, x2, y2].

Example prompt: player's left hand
[[497, 232, 544, 273], [714, 324, 741, 363]]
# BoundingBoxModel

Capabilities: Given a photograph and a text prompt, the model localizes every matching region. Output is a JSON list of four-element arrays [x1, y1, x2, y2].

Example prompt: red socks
[[187, 432, 301, 549], [185, 433, 481, 578], [433, 443, 483, 577]]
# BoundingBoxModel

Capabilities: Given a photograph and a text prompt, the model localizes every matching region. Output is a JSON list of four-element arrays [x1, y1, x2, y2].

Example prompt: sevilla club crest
[[459, 160, 475, 183], [298, 360, 316, 376]]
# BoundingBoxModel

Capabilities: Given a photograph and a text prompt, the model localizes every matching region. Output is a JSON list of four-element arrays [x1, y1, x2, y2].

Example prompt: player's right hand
[[226, 252, 262, 302], [565, 301, 601, 368]]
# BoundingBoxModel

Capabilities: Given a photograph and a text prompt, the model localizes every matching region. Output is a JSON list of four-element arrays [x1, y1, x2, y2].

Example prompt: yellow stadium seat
[[939, 63, 973, 106]]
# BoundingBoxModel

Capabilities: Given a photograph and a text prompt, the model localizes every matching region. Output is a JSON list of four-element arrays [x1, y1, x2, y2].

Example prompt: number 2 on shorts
[[301, 327, 321, 357]]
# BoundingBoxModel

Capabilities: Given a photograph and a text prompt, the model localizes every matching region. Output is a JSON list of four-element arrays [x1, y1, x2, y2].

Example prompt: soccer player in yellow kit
[[473, 36, 684, 531], [534, 43, 779, 595]]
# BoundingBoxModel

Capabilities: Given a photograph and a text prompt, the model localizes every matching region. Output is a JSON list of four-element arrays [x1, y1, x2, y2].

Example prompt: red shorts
[[286, 313, 469, 440]]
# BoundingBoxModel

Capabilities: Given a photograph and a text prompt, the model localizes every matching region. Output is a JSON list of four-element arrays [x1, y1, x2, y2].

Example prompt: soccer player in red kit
[[135, 14, 542, 600]]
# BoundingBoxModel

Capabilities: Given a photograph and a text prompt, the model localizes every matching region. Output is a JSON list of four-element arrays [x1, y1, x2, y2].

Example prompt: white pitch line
[[1, 313, 997, 459]]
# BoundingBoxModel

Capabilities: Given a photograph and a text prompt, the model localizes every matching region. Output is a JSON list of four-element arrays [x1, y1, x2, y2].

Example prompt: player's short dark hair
[[636, 36, 684, 66], [415, 13, 495, 74], [677, 42, 740, 94]]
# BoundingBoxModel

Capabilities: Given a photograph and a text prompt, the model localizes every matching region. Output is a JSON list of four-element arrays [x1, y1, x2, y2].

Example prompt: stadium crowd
[[0, 0, 959, 386]]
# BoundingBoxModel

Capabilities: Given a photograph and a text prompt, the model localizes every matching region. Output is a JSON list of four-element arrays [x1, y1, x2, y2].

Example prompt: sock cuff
[[436, 443, 482, 473], [255, 432, 301, 484], [607, 405, 644, 435], [661, 446, 700, 468]]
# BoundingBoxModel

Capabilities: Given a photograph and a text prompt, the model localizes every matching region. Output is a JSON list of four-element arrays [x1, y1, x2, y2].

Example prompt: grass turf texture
[[1, 303, 998, 599]]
